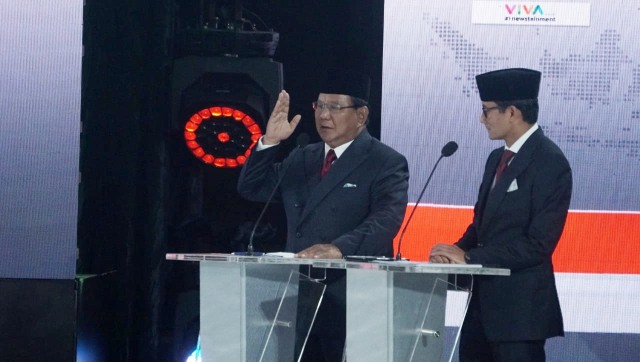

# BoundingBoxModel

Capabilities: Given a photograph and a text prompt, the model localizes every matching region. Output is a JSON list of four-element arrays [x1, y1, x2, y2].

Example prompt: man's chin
[[318, 131, 334, 142]]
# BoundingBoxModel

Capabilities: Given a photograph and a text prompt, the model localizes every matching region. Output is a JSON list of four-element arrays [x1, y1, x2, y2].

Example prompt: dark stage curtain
[[79, 1, 383, 360]]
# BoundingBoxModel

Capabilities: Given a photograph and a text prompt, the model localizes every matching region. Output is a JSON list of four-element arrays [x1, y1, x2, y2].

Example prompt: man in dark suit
[[429, 68, 572, 362], [238, 71, 409, 361]]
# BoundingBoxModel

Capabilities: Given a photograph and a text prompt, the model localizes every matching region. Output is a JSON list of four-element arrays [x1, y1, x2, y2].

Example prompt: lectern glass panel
[[260, 271, 326, 362], [199, 262, 324, 362]]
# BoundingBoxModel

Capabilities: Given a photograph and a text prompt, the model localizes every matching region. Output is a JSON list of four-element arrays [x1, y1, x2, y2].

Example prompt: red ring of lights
[[183, 106, 263, 168]]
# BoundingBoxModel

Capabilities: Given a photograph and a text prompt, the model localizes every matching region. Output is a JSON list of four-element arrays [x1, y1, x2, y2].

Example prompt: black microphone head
[[296, 133, 310, 148], [441, 141, 458, 157]]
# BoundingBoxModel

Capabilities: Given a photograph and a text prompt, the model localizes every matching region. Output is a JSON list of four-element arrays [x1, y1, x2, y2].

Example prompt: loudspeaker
[[0, 278, 76, 361]]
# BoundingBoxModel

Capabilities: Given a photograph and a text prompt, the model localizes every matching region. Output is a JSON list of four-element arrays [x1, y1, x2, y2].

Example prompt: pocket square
[[507, 179, 518, 192], [343, 183, 357, 188]]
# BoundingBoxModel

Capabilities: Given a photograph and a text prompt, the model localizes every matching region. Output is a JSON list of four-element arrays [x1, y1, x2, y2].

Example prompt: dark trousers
[[297, 268, 346, 362], [300, 332, 345, 362], [459, 300, 546, 362]]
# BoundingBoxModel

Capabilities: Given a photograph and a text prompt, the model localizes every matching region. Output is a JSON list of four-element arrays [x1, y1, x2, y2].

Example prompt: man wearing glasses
[[430, 68, 572, 362], [238, 71, 409, 361]]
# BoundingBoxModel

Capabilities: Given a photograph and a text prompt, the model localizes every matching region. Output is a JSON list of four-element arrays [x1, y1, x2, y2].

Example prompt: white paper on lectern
[[265, 252, 296, 258]]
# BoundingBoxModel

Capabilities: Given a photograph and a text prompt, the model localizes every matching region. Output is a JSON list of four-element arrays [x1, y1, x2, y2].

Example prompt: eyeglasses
[[312, 101, 359, 114], [482, 106, 501, 118]]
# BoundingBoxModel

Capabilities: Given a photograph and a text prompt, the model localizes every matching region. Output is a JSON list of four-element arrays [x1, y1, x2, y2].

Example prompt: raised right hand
[[262, 90, 302, 145]]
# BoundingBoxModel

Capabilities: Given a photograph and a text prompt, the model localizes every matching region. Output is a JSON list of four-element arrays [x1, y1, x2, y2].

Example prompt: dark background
[[78, 0, 384, 360]]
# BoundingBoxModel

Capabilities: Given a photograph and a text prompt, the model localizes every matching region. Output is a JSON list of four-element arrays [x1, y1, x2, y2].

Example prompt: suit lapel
[[480, 129, 543, 233], [477, 149, 501, 226], [303, 143, 324, 190], [298, 131, 372, 225]]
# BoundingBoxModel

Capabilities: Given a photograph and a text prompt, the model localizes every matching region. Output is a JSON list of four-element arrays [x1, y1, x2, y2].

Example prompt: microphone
[[395, 141, 458, 260], [245, 133, 310, 255]]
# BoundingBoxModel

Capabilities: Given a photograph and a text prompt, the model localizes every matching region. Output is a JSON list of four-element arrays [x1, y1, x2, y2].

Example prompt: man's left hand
[[296, 244, 343, 259]]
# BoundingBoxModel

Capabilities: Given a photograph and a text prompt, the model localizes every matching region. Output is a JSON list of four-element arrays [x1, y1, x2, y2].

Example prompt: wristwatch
[[463, 252, 471, 263]]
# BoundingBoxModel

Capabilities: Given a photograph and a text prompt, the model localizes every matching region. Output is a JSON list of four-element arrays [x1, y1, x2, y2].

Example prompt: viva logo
[[505, 4, 544, 15]]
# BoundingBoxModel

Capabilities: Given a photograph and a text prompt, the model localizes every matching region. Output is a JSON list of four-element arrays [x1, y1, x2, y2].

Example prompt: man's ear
[[358, 106, 369, 126], [509, 105, 522, 120]]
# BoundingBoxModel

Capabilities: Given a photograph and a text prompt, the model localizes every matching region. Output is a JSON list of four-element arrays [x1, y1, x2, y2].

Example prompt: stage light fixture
[[171, 58, 282, 169], [182, 105, 261, 168]]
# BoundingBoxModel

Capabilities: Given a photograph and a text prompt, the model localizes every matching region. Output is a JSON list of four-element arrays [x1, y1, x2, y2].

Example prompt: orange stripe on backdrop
[[394, 205, 640, 274]]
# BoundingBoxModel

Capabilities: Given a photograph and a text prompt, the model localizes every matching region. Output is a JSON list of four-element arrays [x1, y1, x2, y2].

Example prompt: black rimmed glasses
[[482, 106, 501, 118], [312, 101, 359, 114]]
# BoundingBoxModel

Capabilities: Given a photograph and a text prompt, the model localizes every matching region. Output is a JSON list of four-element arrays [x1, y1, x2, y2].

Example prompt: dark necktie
[[494, 149, 515, 183], [321, 149, 336, 177]]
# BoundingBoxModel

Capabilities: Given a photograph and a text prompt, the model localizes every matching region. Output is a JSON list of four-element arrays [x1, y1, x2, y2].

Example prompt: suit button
[[477, 243, 484, 247], [294, 203, 300, 208], [296, 232, 302, 238]]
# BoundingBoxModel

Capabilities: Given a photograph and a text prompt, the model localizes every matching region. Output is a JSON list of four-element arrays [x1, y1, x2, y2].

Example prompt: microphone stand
[[245, 133, 309, 255], [395, 155, 445, 260], [395, 141, 458, 260]]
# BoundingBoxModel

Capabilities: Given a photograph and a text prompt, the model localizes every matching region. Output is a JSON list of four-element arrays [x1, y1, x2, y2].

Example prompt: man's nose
[[318, 107, 332, 118]]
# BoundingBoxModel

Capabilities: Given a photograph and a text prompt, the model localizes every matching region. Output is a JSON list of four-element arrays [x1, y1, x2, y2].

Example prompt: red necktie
[[321, 149, 337, 177], [494, 150, 515, 183]]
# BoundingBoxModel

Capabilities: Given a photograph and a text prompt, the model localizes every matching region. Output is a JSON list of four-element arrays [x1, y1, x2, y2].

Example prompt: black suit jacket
[[457, 128, 572, 342], [237, 129, 409, 256], [237, 130, 409, 346]]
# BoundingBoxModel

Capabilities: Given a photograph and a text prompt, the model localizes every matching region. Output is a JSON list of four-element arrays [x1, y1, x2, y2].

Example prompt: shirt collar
[[325, 140, 353, 159], [506, 123, 539, 154]]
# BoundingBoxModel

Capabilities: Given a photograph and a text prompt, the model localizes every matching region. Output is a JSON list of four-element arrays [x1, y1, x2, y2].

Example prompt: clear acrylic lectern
[[166, 254, 509, 362]]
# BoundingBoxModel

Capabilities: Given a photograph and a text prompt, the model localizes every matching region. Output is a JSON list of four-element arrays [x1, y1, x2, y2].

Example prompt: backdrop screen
[[382, 1, 639, 360], [0, 2, 81, 279]]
